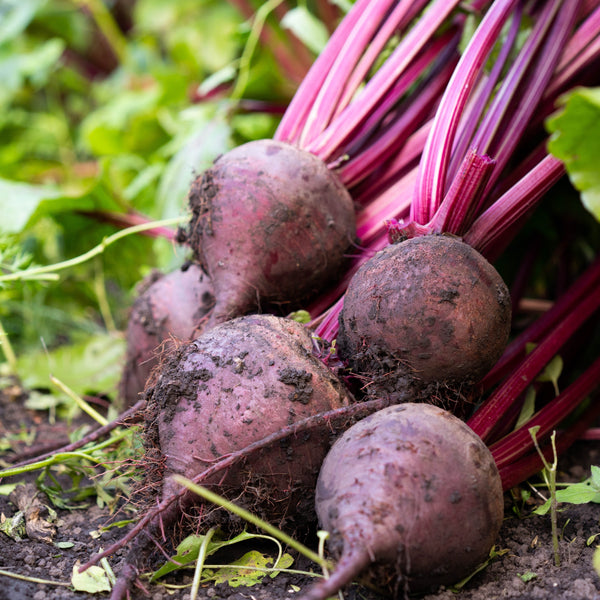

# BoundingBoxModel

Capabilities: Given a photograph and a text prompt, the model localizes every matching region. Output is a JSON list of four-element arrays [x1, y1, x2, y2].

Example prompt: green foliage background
[[0, 0, 323, 397]]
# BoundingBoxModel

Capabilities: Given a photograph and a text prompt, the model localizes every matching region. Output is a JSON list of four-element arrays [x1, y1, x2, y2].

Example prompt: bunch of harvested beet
[[337, 234, 512, 404], [300, 402, 504, 600], [119, 263, 214, 406], [184, 140, 357, 326]]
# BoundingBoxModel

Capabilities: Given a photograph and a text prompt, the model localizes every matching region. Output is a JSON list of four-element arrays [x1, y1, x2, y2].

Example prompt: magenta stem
[[464, 154, 564, 261], [545, 3, 600, 99], [298, 0, 398, 146], [332, 0, 430, 119], [305, 0, 465, 160], [411, 0, 520, 224], [428, 149, 496, 235], [481, 256, 600, 390], [479, 1, 579, 198], [497, 393, 600, 491], [77, 210, 177, 240], [467, 273, 600, 443], [336, 34, 459, 188], [446, 4, 522, 184], [490, 356, 600, 466], [274, 0, 375, 144]]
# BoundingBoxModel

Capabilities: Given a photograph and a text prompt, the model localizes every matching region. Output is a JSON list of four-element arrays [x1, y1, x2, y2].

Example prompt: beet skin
[[119, 263, 214, 407], [302, 403, 504, 599], [186, 140, 356, 325], [338, 235, 511, 402], [144, 314, 352, 525]]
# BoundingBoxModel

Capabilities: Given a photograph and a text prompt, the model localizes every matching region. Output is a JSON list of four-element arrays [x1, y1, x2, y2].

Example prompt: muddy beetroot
[[145, 313, 352, 520], [108, 314, 354, 599], [186, 140, 356, 326], [337, 235, 511, 403], [119, 263, 214, 406], [300, 403, 504, 599]]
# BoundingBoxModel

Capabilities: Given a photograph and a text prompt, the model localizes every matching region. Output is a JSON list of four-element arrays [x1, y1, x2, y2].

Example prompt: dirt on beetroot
[[2, 385, 600, 600]]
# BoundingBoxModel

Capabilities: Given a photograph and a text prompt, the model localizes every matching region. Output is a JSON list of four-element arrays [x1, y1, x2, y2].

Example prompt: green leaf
[[270, 552, 294, 578], [152, 530, 258, 580], [0, 38, 66, 108], [514, 386, 536, 429], [534, 478, 600, 515], [79, 88, 165, 156], [0, 0, 45, 45], [0, 483, 19, 496], [16, 333, 126, 396], [156, 106, 232, 219], [591, 465, 600, 489], [547, 87, 600, 221], [211, 550, 275, 587], [0, 178, 63, 234], [536, 354, 563, 396], [281, 7, 329, 55], [71, 561, 111, 593], [594, 547, 600, 577]]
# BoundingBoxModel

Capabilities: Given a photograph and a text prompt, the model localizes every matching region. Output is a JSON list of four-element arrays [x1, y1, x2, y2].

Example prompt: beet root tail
[[298, 550, 370, 600]]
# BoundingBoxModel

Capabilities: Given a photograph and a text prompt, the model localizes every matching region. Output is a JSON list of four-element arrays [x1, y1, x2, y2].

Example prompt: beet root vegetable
[[186, 140, 356, 325], [301, 403, 503, 600], [119, 263, 214, 407], [109, 314, 354, 599], [145, 313, 352, 522], [337, 235, 511, 403]]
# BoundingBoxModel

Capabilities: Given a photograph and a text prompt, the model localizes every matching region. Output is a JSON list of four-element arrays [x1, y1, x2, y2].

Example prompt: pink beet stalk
[[467, 257, 600, 444], [411, 0, 521, 224], [275, 0, 388, 143], [481, 256, 600, 389], [490, 356, 600, 468]]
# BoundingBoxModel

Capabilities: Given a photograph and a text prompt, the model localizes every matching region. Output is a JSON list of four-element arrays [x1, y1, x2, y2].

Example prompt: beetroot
[[106, 314, 355, 598], [186, 140, 356, 325], [144, 313, 352, 522], [119, 263, 214, 406], [301, 403, 504, 599], [337, 235, 511, 403]]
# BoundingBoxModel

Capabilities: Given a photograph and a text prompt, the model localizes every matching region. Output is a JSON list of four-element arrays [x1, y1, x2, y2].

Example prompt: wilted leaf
[[0, 510, 26, 541], [71, 561, 111, 593], [9, 483, 56, 542]]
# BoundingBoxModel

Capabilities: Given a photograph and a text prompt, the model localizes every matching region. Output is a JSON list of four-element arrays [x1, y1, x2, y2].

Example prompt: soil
[[1, 384, 600, 600]]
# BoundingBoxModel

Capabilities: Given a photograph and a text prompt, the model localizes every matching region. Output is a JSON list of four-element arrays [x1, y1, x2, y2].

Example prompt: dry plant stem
[[6, 399, 144, 468], [80, 397, 390, 573]]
